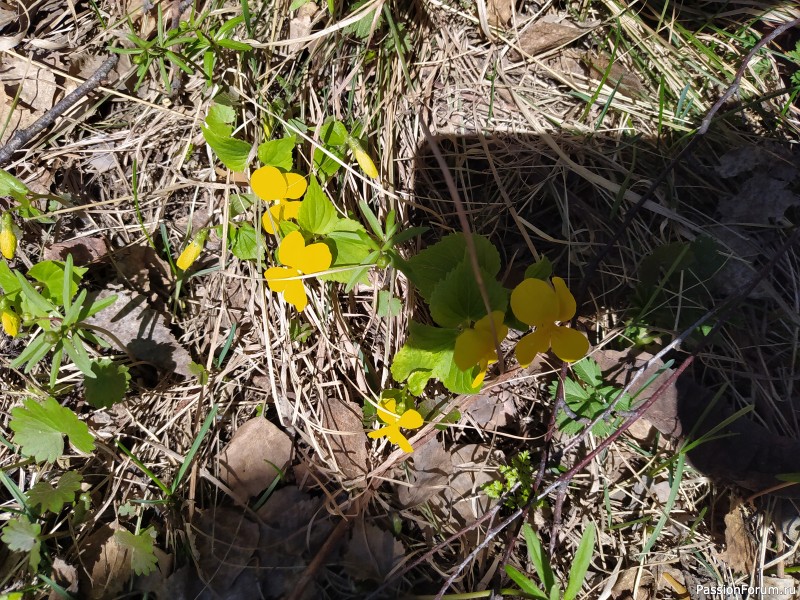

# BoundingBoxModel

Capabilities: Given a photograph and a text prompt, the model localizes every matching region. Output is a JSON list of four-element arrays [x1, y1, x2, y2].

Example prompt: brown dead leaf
[[218, 416, 292, 502], [85, 286, 193, 377], [611, 567, 655, 600], [466, 393, 516, 430], [398, 438, 451, 507], [447, 444, 495, 524], [288, 2, 318, 54], [47, 557, 78, 599], [0, 54, 59, 142], [581, 51, 645, 95], [722, 498, 756, 574], [515, 17, 582, 57], [78, 524, 132, 600], [318, 397, 369, 481], [341, 519, 404, 582], [192, 507, 260, 595], [43, 236, 108, 264], [486, 0, 513, 28]]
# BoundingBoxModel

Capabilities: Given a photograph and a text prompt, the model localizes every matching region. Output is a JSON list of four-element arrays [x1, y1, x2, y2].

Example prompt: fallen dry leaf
[[192, 507, 260, 594], [486, 0, 513, 28], [218, 416, 292, 502], [48, 557, 78, 599], [581, 51, 645, 95], [43, 236, 108, 264], [85, 286, 193, 377], [318, 397, 369, 481], [447, 444, 496, 524], [287, 2, 318, 54], [611, 566, 655, 600], [722, 498, 756, 574], [0, 54, 59, 142], [78, 524, 133, 600], [466, 392, 516, 431], [398, 437, 451, 507], [515, 17, 582, 57], [340, 518, 404, 582]]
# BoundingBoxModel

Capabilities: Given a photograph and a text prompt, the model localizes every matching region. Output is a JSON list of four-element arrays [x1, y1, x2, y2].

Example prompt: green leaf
[[504, 565, 548, 599], [406, 233, 500, 302], [27, 261, 86, 305], [428, 260, 507, 328], [297, 176, 338, 235], [524, 256, 553, 280], [9, 332, 52, 372], [571, 357, 602, 388], [319, 219, 373, 284], [377, 290, 401, 317], [115, 527, 158, 576], [522, 523, 555, 592], [342, 0, 383, 39], [201, 104, 251, 172], [0, 168, 29, 200], [228, 223, 266, 261], [10, 397, 95, 463], [2, 517, 42, 571], [62, 336, 94, 377], [26, 471, 82, 513], [318, 118, 348, 147], [257, 136, 295, 170], [0, 261, 21, 296], [564, 523, 595, 600], [313, 119, 348, 178], [391, 322, 478, 395], [85, 359, 131, 409], [229, 193, 257, 217]]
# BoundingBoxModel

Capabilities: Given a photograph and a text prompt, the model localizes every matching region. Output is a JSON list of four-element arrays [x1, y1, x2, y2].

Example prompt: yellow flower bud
[[176, 229, 208, 271], [347, 137, 379, 179], [0, 212, 16, 260], [2, 309, 20, 337]]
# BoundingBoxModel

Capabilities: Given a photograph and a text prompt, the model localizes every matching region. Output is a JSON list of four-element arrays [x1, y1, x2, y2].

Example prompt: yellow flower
[[265, 231, 331, 312], [250, 166, 307, 234], [347, 136, 378, 179], [367, 398, 423, 453], [1, 212, 17, 260], [454, 311, 508, 388], [2, 308, 20, 337], [176, 230, 208, 271], [510, 276, 589, 366]]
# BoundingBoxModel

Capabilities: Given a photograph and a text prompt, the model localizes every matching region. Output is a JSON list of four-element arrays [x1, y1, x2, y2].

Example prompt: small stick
[[0, 55, 119, 167]]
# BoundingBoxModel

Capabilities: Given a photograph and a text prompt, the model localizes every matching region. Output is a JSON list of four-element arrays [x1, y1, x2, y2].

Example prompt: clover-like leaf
[[10, 397, 95, 463], [85, 359, 131, 409], [27, 471, 82, 513], [2, 517, 42, 571]]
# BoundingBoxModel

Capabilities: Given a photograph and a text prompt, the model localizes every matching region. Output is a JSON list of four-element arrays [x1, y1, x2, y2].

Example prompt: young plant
[[505, 522, 596, 600], [483, 450, 534, 509]]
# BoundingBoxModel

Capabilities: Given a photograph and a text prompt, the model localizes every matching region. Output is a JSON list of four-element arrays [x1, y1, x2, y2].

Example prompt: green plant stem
[[411, 590, 527, 599]]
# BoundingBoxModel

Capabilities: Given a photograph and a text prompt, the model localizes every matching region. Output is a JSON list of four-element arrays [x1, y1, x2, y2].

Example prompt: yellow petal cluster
[[250, 166, 307, 234], [510, 277, 589, 366], [265, 231, 331, 312], [1, 212, 16, 260], [454, 311, 508, 388], [367, 398, 423, 453], [176, 230, 208, 271]]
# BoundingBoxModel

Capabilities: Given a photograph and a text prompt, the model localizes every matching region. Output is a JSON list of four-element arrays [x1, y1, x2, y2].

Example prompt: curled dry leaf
[[0, 54, 59, 141], [486, 0, 514, 28], [218, 416, 292, 502], [43, 236, 108, 264], [722, 498, 756, 574], [78, 524, 132, 600], [287, 2, 318, 54], [514, 17, 583, 57], [47, 557, 78, 599], [318, 397, 369, 481]]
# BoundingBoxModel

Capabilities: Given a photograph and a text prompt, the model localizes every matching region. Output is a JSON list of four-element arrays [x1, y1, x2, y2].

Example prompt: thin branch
[[0, 55, 119, 166]]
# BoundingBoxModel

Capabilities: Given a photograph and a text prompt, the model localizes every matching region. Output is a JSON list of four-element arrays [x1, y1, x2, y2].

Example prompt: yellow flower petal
[[368, 425, 414, 453], [277, 231, 306, 266], [265, 266, 308, 312], [251, 166, 287, 201], [515, 327, 552, 368], [552, 277, 577, 322], [283, 173, 307, 199], [2, 310, 20, 337], [354, 147, 378, 179], [0, 229, 16, 260], [454, 328, 490, 371], [471, 358, 489, 388], [293, 242, 332, 275], [510, 278, 558, 326], [176, 240, 202, 271], [474, 311, 508, 344], [282, 200, 302, 221], [376, 399, 400, 425], [550, 326, 590, 363], [397, 409, 423, 429], [262, 209, 279, 234]]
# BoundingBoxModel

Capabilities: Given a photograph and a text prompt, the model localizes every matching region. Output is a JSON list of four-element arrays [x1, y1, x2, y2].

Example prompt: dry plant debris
[[1, 0, 800, 597]]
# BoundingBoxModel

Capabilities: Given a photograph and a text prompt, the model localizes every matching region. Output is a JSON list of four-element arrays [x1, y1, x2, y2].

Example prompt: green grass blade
[[170, 404, 218, 494]]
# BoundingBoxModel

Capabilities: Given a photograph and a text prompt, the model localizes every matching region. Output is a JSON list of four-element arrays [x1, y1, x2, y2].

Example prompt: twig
[[0, 55, 119, 167]]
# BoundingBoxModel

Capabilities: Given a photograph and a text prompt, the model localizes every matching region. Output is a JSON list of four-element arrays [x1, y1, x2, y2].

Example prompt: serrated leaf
[[343, 1, 382, 39], [85, 359, 131, 409], [571, 357, 602, 388], [2, 517, 41, 570], [257, 136, 295, 170], [297, 176, 338, 234], [391, 322, 479, 395], [10, 397, 95, 463], [428, 260, 507, 327], [205, 103, 236, 131], [26, 471, 82, 513], [114, 527, 158, 576], [524, 256, 553, 280], [229, 193, 256, 217], [406, 233, 500, 302], [228, 223, 266, 261], [27, 260, 86, 305]]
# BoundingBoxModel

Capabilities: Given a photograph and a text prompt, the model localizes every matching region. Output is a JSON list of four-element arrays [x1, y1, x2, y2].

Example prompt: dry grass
[[1, 0, 799, 597]]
